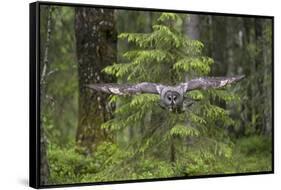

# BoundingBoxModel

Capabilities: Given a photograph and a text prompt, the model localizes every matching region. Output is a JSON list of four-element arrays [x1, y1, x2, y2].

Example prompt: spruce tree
[[100, 13, 240, 178]]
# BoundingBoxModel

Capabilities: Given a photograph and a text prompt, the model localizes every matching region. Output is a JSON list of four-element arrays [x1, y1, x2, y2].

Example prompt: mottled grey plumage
[[86, 75, 244, 112]]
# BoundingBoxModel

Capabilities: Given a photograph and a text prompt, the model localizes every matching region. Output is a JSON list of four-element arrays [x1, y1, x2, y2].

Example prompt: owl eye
[[168, 96, 172, 101]]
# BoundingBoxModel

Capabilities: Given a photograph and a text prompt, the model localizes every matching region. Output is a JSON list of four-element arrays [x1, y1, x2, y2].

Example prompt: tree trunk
[[185, 14, 200, 81], [40, 6, 53, 185], [170, 139, 176, 163], [40, 129, 49, 185], [185, 14, 200, 40], [254, 18, 263, 133], [75, 7, 117, 153], [262, 20, 272, 135]]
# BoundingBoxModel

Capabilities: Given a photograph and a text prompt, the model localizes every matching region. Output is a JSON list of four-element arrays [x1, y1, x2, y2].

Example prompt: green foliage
[[48, 144, 92, 184], [169, 124, 200, 137], [47, 135, 271, 184], [237, 135, 272, 155], [173, 57, 213, 75]]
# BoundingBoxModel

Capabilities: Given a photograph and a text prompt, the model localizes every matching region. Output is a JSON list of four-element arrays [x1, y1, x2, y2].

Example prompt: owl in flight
[[86, 76, 244, 112]]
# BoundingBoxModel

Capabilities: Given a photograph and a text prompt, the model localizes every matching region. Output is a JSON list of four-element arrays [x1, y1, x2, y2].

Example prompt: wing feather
[[86, 82, 163, 95], [180, 75, 245, 92]]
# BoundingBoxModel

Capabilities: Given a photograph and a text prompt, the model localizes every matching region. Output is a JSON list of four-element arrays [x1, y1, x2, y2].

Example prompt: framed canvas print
[[29, 1, 274, 188]]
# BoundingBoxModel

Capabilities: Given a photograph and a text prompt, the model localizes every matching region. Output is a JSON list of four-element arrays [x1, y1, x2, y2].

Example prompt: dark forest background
[[39, 5, 273, 185]]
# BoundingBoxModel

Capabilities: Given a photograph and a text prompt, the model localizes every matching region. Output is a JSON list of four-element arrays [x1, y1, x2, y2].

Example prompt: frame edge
[[29, 1, 40, 189]]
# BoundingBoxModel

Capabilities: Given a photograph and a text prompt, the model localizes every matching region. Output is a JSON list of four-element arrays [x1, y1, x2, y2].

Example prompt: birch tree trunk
[[40, 6, 53, 185]]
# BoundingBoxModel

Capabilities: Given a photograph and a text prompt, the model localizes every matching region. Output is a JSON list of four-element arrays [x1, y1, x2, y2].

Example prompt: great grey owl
[[86, 76, 244, 112]]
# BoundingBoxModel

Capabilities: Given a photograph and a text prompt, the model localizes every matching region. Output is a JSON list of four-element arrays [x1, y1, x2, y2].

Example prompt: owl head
[[159, 87, 184, 110]]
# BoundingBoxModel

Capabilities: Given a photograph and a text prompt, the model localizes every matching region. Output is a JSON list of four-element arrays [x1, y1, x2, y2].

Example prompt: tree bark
[[185, 14, 200, 40], [185, 14, 200, 81], [262, 20, 272, 135], [75, 7, 117, 153], [40, 5, 53, 185], [254, 18, 263, 133]]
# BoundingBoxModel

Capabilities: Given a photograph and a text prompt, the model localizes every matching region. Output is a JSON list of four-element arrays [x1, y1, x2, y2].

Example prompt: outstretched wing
[[86, 82, 164, 96], [180, 75, 245, 92]]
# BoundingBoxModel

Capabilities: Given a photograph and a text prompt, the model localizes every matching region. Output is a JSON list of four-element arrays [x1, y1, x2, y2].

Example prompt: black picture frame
[[29, 1, 274, 188]]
